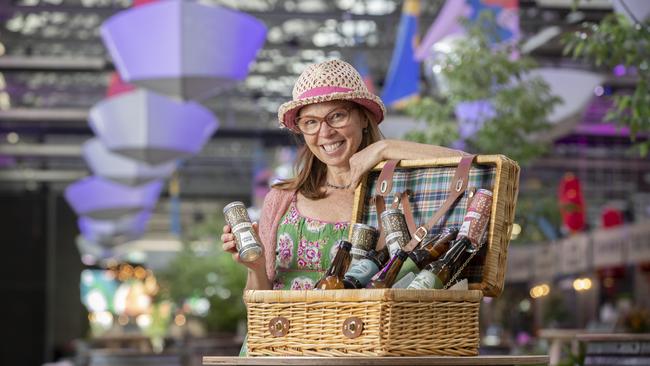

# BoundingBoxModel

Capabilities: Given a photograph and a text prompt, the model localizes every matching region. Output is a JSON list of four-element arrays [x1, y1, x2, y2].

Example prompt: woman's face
[[297, 101, 367, 170]]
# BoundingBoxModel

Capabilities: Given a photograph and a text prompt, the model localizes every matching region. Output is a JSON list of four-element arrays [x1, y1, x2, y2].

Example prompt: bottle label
[[351, 248, 368, 258], [465, 211, 481, 219], [386, 232, 404, 243], [396, 256, 419, 282], [345, 259, 380, 286], [232, 222, 253, 233], [458, 221, 471, 237], [387, 242, 401, 258], [407, 270, 443, 289], [461, 189, 493, 247], [238, 231, 257, 248]]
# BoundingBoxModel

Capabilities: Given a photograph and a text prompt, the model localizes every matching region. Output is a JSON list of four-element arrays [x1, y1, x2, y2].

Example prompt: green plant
[[564, 13, 650, 156], [158, 212, 248, 332], [512, 191, 561, 243], [405, 12, 561, 164], [558, 342, 586, 366], [542, 292, 571, 327]]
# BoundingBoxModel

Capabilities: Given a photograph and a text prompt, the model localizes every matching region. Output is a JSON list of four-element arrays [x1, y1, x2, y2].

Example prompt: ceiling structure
[[0, 0, 642, 203]]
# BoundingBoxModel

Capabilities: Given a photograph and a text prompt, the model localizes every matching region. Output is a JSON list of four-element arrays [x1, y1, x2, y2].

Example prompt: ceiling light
[[6, 132, 19, 144]]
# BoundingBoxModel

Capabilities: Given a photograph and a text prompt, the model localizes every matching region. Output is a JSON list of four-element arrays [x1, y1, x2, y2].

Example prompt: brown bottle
[[315, 240, 352, 290], [407, 239, 471, 289], [366, 249, 409, 289], [409, 227, 459, 270]]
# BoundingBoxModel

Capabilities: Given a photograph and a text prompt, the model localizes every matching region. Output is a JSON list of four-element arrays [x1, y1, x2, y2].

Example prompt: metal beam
[[0, 169, 87, 182], [0, 56, 107, 71], [0, 144, 82, 157], [0, 108, 89, 122]]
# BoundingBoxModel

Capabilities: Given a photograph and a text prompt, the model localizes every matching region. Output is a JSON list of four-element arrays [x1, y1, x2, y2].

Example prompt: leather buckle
[[455, 179, 464, 192], [380, 180, 388, 194], [413, 226, 428, 242]]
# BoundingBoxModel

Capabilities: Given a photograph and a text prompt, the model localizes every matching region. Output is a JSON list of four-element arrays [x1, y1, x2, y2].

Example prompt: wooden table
[[203, 355, 549, 365], [538, 329, 583, 366], [576, 333, 650, 366]]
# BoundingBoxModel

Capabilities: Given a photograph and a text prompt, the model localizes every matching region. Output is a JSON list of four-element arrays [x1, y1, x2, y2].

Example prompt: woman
[[221, 59, 463, 292]]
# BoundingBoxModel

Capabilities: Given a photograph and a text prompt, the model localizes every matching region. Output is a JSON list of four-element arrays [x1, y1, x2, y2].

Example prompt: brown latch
[[341, 317, 364, 339], [268, 317, 290, 337]]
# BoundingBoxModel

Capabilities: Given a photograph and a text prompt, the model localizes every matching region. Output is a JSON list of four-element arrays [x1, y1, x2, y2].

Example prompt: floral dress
[[272, 196, 350, 290], [240, 195, 349, 356]]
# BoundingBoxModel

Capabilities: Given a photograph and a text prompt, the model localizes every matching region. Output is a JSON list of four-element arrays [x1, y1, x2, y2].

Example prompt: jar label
[[239, 231, 257, 247]]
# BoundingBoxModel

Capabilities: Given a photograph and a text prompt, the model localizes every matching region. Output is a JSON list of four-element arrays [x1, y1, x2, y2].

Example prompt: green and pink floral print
[[272, 196, 349, 290]]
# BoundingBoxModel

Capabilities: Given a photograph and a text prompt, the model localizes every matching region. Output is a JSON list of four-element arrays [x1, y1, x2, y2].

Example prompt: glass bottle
[[409, 227, 459, 270], [407, 239, 471, 289], [343, 247, 390, 289], [366, 249, 409, 289], [315, 240, 352, 290]]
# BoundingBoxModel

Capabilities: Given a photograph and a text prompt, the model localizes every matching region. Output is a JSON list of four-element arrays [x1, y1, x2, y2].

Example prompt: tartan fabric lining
[[361, 165, 496, 283]]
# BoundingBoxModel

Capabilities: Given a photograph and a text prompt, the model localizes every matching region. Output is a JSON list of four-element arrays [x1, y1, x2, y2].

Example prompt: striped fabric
[[360, 164, 496, 283]]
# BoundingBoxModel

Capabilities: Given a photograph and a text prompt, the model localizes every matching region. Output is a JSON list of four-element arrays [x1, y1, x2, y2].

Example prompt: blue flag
[[353, 52, 376, 95], [381, 0, 420, 108]]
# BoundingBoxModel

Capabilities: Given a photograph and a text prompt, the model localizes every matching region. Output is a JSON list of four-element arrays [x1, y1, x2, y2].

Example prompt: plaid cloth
[[360, 165, 496, 284]]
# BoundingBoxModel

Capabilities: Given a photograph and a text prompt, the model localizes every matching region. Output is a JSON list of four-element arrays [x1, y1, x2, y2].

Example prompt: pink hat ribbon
[[298, 86, 353, 99]]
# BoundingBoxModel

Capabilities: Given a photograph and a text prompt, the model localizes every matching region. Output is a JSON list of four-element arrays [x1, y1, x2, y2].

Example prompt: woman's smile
[[320, 140, 345, 155]]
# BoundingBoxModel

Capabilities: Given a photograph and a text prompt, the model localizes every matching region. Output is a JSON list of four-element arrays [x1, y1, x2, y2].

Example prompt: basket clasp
[[268, 317, 290, 337], [342, 317, 364, 339]]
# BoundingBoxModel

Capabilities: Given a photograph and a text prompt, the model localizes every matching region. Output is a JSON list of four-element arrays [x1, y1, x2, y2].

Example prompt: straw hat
[[278, 59, 386, 131]]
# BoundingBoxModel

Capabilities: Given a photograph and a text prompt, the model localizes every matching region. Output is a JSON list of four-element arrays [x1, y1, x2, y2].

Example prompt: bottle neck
[[439, 238, 470, 266], [327, 244, 351, 277], [378, 250, 407, 281]]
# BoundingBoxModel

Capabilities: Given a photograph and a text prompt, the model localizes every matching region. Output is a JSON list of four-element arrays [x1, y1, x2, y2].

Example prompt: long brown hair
[[273, 104, 383, 199]]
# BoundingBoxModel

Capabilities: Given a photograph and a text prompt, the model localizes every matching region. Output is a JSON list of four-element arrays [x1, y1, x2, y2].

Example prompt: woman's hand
[[347, 140, 387, 190], [221, 223, 266, 272]]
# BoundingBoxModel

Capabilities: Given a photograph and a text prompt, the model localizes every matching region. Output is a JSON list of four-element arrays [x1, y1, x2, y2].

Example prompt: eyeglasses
[[294, 106, 355, 135]]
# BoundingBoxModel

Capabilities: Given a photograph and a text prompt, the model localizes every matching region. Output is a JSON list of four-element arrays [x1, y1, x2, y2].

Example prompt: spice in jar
[[223, 201, 263, 262], [380, 208, 411, 258], [349, 223, 378, 261]]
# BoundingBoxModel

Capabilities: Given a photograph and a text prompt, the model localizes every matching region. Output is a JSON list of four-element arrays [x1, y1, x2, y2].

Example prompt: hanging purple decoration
[[78, 211, 150, 246], [65, 176, 162, 220], [100, 0, 267, 101], [89, 89, 217, 165], [83, 138, 176, 186]]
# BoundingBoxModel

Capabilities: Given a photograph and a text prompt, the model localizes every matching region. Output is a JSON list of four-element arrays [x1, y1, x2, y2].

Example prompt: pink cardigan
[[258, 188, 295, 281]]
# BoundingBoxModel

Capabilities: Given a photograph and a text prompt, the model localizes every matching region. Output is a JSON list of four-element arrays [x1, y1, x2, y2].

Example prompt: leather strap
[[403, 155, 476, 252], [374, 195, 386, 250], [374, 160, 398, 251], [399, 190, 417, 234], [375, 190, 414, 250], [375, 160, 399, 196]]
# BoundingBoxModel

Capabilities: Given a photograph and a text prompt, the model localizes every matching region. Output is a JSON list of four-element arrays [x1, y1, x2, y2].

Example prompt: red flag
[[558, 172, 586, 232], [601, 207, 623, 228]]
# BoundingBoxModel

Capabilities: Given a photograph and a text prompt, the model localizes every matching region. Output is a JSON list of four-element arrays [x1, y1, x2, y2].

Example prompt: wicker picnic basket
[[245, 155, 520, 357]]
